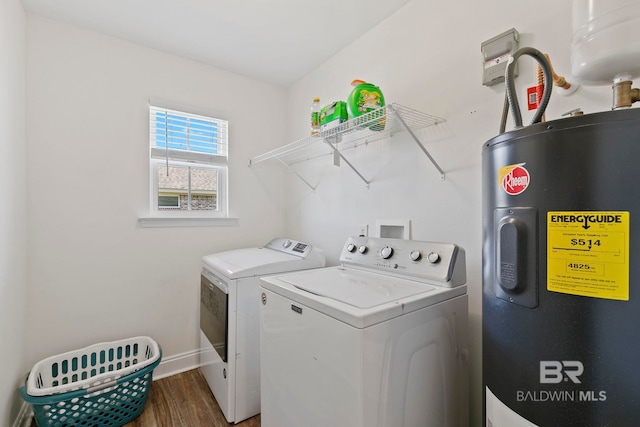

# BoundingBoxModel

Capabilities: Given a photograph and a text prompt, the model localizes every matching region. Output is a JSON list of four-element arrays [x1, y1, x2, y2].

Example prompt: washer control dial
[[358, 245, 368, 254], [410, 250, 422, 261], [283, 239, 292, 248], [346, 243, 357, 253], [380, 246, 394, 259], [427, 251, 440, 263]]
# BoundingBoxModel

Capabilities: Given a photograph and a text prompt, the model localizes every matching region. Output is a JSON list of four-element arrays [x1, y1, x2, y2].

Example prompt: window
[[149, 105, 228, 217]]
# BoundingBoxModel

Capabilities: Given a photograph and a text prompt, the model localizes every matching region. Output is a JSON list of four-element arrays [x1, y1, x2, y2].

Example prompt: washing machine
[[199, 238, 325, 423], [259, 236, 469, 427]]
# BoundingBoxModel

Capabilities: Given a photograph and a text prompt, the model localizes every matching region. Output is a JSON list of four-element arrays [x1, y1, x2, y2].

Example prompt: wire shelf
[[248, 103, 446, 188]]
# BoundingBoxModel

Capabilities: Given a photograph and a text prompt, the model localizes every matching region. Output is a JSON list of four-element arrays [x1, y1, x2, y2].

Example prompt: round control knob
[[346, 243, 356, 253], [358, 245, 368, 254], [380, 246, 394, 259], [283, 239, 292, 248], [427, 251, 440, 263], [410, 250, 421, 261]]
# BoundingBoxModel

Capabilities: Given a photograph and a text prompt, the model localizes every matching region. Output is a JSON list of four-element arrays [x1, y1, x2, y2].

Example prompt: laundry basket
[[20, 336, 161, 427]]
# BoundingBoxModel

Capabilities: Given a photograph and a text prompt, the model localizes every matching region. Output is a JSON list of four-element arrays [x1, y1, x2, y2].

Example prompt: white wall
[[25, 15, 288, 371], [14, 2, 636, 426], [0, 0, 27, 424], [284, 0, 616, 425]]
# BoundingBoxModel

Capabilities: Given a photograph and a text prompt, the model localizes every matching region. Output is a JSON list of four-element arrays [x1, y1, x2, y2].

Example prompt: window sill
[[138, 216, 239, 228]]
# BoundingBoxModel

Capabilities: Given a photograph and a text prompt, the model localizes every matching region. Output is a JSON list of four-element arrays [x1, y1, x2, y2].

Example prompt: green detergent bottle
[[347, 79, 385, 131]]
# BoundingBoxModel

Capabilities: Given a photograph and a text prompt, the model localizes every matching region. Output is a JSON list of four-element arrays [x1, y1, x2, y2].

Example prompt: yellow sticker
[[547, 211, 629, 300]]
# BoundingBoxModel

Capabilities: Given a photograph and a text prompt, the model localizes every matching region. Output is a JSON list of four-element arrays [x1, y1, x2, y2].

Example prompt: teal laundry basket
[[20, 336, 161, 427]]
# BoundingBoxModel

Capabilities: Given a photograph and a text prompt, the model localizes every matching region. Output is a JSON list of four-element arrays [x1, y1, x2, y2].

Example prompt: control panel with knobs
[[262, 238, 313, 257], [339, 236, 466, 287]]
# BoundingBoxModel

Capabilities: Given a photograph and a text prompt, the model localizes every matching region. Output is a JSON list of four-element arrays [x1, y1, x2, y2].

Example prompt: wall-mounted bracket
[[248, 103, 447, 189]]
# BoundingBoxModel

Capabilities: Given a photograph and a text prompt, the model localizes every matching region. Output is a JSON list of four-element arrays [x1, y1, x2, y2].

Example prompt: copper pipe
[[536, 64, 546, 122], [544, 53, 572, 90]]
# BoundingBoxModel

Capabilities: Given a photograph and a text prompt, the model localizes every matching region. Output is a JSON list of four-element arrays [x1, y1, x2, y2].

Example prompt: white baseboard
[[13, 401, 32, 427], [152, 347, 203, 380]]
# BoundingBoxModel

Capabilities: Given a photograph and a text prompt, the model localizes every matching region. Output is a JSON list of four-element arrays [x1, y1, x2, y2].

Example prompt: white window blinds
[[149, 106, 228, 165]]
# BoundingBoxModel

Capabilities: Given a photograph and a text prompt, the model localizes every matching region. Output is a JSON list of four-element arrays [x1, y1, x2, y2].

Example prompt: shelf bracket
[[322, 137, 370, 189], [387, 104, 446, 180], [276, 157, 317, 191]]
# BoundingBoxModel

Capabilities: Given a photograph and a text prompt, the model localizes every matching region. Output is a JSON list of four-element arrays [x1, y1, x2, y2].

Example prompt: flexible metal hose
[[499, 47, 553, 133]]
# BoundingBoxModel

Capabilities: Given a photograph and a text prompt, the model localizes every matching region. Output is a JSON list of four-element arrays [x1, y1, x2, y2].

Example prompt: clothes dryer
[[259, 236, 468, 427], [200, 238, 325, 423]]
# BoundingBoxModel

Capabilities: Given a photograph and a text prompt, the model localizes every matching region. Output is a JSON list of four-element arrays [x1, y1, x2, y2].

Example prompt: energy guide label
[[547, 211, 629, 301]]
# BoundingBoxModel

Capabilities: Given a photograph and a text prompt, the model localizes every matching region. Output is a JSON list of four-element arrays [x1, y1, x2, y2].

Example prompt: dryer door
[[200, 270, 229, 362]]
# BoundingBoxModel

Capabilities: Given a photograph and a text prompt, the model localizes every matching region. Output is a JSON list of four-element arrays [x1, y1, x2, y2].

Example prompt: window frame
[[147, 103, 229, 219], [149, 159, 228, 217]]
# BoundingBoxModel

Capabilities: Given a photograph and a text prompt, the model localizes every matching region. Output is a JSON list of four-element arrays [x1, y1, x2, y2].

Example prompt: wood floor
[[30, 369, 261, 427]]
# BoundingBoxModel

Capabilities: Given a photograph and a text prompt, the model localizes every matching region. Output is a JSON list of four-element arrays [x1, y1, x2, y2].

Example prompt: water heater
[[483, 108, 640, 426], [483, 3, 640, 425]]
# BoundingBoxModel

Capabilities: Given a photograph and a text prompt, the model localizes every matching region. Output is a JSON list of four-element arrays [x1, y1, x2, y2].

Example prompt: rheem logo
[[499, 163, 530, 195], [540, 361, 584, 384]]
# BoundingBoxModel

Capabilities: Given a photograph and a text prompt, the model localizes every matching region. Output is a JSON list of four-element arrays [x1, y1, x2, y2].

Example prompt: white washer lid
[[262, 267, 466, 328], [278, 267, 434, 308], [203, 248, 313, 279]]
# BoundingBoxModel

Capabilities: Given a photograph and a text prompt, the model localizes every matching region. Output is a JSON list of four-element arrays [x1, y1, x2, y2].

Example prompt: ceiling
[[21, 0, 411, 87]]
